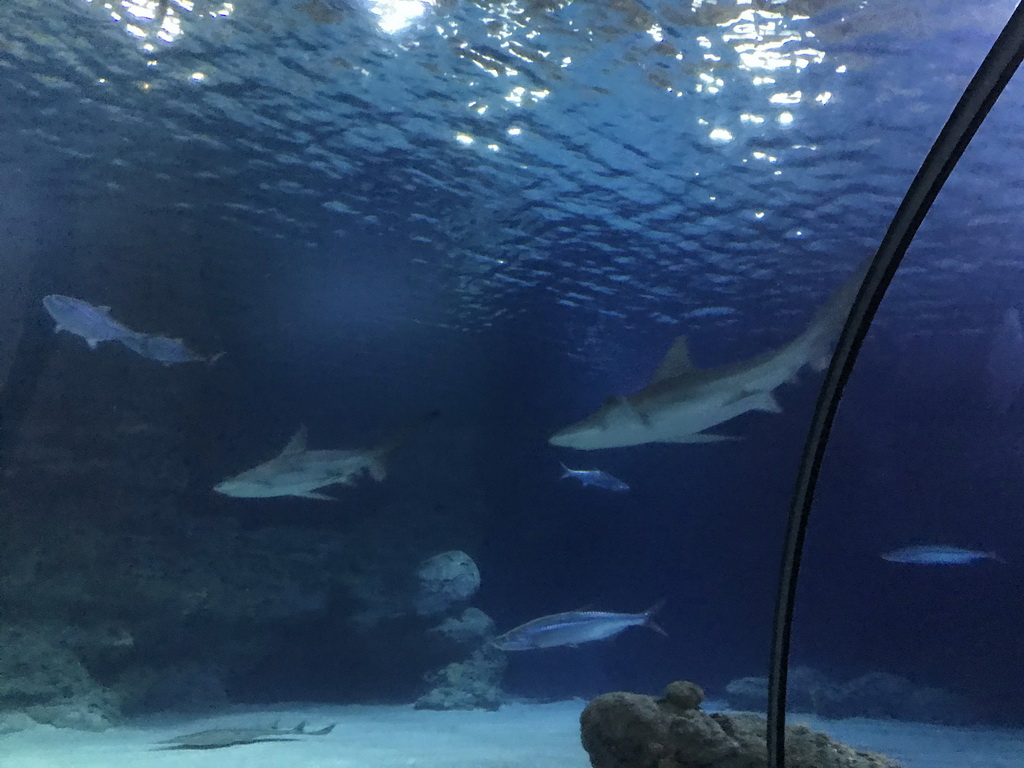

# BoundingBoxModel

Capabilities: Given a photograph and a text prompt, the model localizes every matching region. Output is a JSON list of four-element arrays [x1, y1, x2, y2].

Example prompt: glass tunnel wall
[[792, 37, 1024, 736]]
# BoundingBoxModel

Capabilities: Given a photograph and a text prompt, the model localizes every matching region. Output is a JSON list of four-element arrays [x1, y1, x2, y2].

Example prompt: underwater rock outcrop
[[723, 668, 974, 724], [414, 583, 506, 710], [414, 644, 507, 711], [428, 607, 496, 646], [413, 550, 481, 617], [580, 680, 899, 768], [0, 624, 120, 731]]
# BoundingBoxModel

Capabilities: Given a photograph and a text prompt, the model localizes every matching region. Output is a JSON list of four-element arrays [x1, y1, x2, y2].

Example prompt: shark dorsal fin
[[651, 336, 697, 384], [279, 426, 308, 456]]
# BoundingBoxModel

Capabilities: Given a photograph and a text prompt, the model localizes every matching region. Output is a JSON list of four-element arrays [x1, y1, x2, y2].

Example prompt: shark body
[[158, 721, 335, 750], [214, 426, 397, 500], [549, 259, 868, 450]]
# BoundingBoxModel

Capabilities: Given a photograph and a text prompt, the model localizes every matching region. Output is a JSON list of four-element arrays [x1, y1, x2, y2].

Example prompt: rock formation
[[580, 680, 900, 768]]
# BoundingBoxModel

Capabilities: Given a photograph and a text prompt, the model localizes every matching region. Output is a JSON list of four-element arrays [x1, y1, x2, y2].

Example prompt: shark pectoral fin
[[279, 426, 308, 457], [294, 490, 335, 501], [651, 336, 697, 383]]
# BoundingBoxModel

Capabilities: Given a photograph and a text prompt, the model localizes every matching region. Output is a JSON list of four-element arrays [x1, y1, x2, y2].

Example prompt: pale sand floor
[[3, 700, 1024, 768]]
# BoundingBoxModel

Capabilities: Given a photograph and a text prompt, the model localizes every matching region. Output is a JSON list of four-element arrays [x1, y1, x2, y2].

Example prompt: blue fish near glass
[[559, 463, 629, 492], [42, 294, 136, 349], [880, 545, 1007, 565], [43, 294, 222, 365], [120, 333, 224, 366], [492, 602, 665, 651]]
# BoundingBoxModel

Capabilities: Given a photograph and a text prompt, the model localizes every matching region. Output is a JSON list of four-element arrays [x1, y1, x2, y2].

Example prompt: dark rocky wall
[[0, 184, 501, 729]]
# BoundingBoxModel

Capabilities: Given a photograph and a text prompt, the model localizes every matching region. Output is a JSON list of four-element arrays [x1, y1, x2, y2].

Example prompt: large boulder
[[724, 668, 974, 725], [414, 550, 480, 617], [724, 666, 836, 713], [428, 607, 496, 646], [580, 680, 900, 768], [0, 623, 119, 731]]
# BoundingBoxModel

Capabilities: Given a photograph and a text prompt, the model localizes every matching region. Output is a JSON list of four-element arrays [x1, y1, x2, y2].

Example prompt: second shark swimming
[[214, 425, 404, 500], [549, 258, 869, 449]]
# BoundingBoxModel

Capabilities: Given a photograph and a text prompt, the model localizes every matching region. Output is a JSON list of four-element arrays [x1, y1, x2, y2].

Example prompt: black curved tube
[[766, 6, 1024, 766]]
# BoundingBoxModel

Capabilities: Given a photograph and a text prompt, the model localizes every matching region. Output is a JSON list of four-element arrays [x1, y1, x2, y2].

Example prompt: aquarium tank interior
[[2, 0, 1024, 766]]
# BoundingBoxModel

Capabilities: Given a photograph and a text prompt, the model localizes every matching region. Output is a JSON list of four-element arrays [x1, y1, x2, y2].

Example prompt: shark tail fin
[[560, 462, 573, 479], [369, 411, 440, 482], [305, 723, 336, 736], [368, 457, 387, 482], [800, 256, 871, 372], [642, 599, 668, 637]]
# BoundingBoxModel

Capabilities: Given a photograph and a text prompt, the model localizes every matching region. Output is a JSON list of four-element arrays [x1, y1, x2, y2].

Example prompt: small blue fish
[[559, 463, 629, 492], [492, 602, 666, 651], [120, 333, 224, 366], [42, 294, 135, 349], [881, 545, 1006, 565]]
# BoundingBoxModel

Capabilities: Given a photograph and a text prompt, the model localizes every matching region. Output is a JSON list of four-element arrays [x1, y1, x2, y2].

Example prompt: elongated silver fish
[[492, 602, 666, 651], [121, 332, 224, 366], [881, 545, 1006, 565], [559, 463, 629, 492], [42, 294, 136, 349]]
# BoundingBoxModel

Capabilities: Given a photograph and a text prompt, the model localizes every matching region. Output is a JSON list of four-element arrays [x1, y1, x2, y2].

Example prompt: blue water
[[1, 0, 1024, 759]]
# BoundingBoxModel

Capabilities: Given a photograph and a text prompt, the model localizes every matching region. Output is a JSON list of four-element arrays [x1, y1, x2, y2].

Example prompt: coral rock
[[580, 681, 900, 768]]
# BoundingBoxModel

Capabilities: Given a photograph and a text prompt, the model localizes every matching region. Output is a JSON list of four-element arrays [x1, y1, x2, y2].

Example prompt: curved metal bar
[[766, 6, 1024, 766]]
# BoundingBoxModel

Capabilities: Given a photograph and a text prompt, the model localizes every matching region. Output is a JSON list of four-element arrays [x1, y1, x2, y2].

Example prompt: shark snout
[[213, 479, 245, 497]]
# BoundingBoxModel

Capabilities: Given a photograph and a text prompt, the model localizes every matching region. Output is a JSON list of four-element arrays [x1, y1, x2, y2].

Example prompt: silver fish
[[559, 463, 629, 492], [492, 602, 666, 651], [881, 545, 1006, 565], [120, 332, 224, 366], [42, 294, 135, 349]]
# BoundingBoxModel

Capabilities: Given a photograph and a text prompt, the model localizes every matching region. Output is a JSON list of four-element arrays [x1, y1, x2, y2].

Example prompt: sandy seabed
[[3, 700, 1024, 768]]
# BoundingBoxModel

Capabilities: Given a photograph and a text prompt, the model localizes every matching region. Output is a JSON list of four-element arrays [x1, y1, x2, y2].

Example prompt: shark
[[214, 425, 404, 500], [549, 258, 869, 450], [158, 721, 336, 750]]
